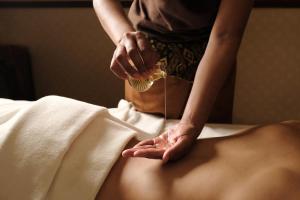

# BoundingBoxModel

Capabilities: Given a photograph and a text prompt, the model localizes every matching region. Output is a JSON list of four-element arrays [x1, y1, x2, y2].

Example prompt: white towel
[[0, 96, 164, 200]]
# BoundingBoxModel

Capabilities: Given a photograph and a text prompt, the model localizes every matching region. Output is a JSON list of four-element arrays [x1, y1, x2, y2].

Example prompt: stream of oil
[[164, 76, 168, 139], [164, 76, 167, 122]]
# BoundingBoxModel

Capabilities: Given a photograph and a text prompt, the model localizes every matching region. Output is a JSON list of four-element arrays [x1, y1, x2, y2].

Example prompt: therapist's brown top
[[126, 0, 235, 121], [128, 0, 221, 42]]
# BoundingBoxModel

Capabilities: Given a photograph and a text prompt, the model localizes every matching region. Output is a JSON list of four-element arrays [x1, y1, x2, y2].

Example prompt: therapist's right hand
[[110, 31, 160, 80]]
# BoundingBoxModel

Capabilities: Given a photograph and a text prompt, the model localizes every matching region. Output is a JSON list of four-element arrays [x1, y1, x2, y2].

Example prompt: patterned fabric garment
[[148, 36, 208, 82]]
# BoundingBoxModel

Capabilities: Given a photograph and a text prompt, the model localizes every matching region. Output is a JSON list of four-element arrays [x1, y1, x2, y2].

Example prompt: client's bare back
[[97, 122, 300, 200], [223, 122, 300, 200]]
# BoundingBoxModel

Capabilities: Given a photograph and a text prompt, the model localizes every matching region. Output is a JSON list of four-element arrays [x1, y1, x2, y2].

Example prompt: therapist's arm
[[181, 0, 253, 130], [123, 0, 254, 162], [164, 0, 254, 162], [93, 0, 134, 45], [93, 0, 159, 79]]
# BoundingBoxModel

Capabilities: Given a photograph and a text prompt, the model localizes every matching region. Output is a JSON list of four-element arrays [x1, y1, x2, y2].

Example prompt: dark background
[[0, 0, 300, 8]]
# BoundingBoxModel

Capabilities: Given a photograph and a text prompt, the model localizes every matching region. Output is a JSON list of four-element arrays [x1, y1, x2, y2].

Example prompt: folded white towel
[[0, 96, 151, 200]]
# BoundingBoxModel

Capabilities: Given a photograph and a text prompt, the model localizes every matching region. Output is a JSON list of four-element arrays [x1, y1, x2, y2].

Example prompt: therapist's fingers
[[123, 34, 146, 74], [110, 48, 128, 80], [133, 148, 165, 159], [123, 134, 169, 158], [113, 44, 140, 79], [122, 149, 135, 157], [133, 139, 155, 148], [135, 31, 159, 73], [122, 144, 156, 157]]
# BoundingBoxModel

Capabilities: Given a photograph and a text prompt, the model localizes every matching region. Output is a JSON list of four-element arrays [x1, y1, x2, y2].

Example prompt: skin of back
[[96, 122, 300, 200]]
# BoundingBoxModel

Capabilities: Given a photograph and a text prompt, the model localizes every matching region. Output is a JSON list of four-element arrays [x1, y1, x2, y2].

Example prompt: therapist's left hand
[[122, 122, 201, 163]]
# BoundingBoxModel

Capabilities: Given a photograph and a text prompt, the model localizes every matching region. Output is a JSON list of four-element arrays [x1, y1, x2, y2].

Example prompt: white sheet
[[109, 100, 253, 139]]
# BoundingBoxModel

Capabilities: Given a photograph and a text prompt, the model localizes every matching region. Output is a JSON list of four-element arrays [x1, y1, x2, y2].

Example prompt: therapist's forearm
[[93, 0, 135, 45], [181, 36, 241, 132]]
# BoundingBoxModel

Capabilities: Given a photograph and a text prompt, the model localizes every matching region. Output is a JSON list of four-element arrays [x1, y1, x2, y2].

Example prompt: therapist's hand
[[110, 31, 159, 80], [122, 122, 201, 163]]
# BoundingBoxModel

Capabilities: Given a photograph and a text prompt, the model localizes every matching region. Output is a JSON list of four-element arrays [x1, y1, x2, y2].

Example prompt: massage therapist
[[93, 0, 253, 162]]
